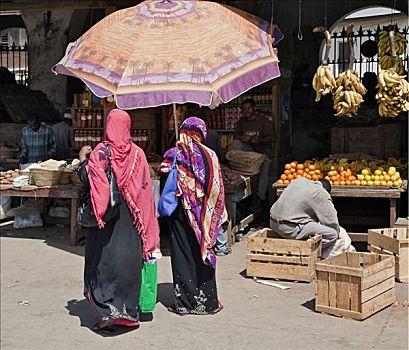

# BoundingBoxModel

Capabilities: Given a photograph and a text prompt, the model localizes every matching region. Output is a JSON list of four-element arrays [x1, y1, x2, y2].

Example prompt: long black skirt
[[84, 200, 142, 326], [167, 202, 222, 315]]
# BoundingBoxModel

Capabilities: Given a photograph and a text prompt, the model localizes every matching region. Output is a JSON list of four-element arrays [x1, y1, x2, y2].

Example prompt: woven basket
[[30, 169, 62, 187], [70, 172, 82, 186], [59, 171, 72, 185], [226, 150, 266, 176]]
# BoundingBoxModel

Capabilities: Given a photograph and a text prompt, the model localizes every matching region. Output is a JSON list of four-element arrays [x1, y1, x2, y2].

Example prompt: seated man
[[20, 114, 56, 164], [270, 177, 353, 258]]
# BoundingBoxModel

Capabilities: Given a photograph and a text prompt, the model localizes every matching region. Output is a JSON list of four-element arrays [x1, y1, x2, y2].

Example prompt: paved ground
[[1, 226, 408, 350]]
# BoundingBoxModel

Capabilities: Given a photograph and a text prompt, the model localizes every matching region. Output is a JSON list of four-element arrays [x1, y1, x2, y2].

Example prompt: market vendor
[[270, 177, 355, 258], [52, 112, 73, 160], [229, 98, 274, 211], [231, 99, 274, 156], [19, 114, 56, 164]]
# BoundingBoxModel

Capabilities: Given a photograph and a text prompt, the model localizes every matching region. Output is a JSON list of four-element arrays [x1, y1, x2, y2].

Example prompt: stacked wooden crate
[[246, 229, 322, 282], [368, 227, 408, 283], [315, 252, 396, 320]]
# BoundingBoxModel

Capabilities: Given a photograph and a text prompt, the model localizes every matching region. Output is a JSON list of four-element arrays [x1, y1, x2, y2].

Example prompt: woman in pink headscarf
[[77, 109, 159, 332]]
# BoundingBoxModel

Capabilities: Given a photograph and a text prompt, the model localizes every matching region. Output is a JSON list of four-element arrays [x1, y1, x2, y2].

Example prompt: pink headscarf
[[86, 109, 159, 258]]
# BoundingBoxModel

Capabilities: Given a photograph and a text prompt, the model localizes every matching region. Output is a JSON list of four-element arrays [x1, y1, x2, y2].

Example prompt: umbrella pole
[[173, 103, 179, 139]]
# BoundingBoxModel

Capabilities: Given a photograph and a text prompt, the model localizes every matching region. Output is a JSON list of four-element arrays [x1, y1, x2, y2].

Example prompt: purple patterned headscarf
[[159, 117, 226, 268]]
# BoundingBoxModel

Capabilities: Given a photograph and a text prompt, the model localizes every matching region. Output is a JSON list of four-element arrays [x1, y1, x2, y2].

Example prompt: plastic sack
[[0, 196, 11, 220], [8, 205, 43, 229], [49, 206, 70, 218]]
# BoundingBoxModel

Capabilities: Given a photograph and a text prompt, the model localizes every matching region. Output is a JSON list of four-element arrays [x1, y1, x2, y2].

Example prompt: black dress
[[161, 177, 222, 315], [79, 162, 142, 326]]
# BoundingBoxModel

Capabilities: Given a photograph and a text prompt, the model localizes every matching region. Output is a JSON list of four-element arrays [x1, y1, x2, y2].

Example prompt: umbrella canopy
[[53, 0, 283, 109]]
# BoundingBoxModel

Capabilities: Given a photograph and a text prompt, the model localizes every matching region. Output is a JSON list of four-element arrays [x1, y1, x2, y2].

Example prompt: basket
[[59, 171, 72, 185], [30, 169, 62, 187], [70, 172, 82, 186], [225, 150, 266, 176]]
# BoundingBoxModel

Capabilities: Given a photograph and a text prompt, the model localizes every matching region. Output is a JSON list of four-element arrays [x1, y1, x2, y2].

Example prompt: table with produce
[[274, 158, 407, 241], [0, 159, 83, 245]]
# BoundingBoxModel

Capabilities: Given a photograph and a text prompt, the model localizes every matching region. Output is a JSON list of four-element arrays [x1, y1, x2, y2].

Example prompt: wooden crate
[[246, 229, 322, 282], [368, 228, 408, 283], [315, 252, 396, 320]]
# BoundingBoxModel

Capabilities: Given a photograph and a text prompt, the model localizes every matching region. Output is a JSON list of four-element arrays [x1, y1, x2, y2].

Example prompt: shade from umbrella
[[53, 0, 283, 109]]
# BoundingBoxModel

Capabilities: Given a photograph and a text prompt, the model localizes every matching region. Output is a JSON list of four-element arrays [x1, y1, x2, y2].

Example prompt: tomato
[[287, 174, 294, 180], [308, 165, 315, 171], [290, 161, 297, 168], [277, 179, 284, 184], [280, 174, 286, 180], [290, 168, 296, 173], [297, 169, 304, 176], [283, 180, 290, 185], [284, 164, 291, 170], [284, 169, 291, 175], [296, 164, 304, 170]]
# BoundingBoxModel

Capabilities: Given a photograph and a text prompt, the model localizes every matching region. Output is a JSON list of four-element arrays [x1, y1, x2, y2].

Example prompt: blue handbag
[[158, 148, 178, 217]]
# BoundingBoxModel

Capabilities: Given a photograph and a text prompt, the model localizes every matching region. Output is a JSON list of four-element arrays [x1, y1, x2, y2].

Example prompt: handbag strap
[[172, 147, 178, 169], [103, 143, 112, 170]]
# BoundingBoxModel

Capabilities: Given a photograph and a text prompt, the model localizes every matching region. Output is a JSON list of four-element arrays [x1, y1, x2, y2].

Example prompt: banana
[[333, 69, 366, 117], [312, 64, 336, 102], [377, 68, 409, 118]]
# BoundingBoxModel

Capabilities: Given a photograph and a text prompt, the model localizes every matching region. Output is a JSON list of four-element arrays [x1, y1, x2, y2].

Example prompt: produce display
[[312, 27, 336, 102], [376, 28, 409, 118], [376, 69, 409, 117], [378, 29, 407, 75], [0, 169, 22, 185], [333, 24, 367, 118], [312, 64, 337, 102], [221, 165, 246, 191], [276, 158, 407, 188], [277, 161, 322, 185], [333, 70, 366, 117]]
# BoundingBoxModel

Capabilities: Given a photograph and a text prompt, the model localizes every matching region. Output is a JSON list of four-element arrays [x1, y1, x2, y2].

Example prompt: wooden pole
[[173, 103, 179, 139]]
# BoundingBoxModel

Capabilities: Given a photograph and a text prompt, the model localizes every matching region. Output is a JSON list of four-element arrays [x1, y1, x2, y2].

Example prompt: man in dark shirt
[[232, 99, 274, 156], [230, 99, 274, 203]]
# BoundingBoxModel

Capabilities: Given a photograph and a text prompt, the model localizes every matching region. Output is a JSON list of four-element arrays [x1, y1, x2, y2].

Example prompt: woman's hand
[[79, 145, 92, 162]]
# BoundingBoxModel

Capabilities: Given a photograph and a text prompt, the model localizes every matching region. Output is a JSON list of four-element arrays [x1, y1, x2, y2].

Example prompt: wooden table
[[1, 186, 82, 245], [274, 185, 406, 242], [225, 176, 254, 246]]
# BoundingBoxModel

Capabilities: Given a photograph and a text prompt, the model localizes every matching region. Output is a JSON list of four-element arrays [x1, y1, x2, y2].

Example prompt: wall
[[22, 9, 73, 113]]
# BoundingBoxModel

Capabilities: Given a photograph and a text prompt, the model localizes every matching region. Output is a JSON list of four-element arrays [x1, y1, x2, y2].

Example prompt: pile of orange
[[323, 167, 356, 186], [276, 161, 322, 185]]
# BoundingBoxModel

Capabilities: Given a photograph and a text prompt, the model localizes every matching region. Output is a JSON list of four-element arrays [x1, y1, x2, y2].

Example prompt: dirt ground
[[1, 225, 408, 350]]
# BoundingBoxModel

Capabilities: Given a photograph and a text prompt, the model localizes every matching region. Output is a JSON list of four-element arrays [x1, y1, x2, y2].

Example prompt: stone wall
[[22, 9, 73, 113]]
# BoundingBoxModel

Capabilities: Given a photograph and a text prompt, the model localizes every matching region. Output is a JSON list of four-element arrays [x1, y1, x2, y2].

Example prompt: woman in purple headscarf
[[159, 117, 227, 315]]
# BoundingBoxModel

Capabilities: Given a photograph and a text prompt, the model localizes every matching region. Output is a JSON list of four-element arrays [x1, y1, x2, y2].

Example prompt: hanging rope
[[297, 0, 303, 40], [270, 0, 275, 28], [390, 0, 397, 25]]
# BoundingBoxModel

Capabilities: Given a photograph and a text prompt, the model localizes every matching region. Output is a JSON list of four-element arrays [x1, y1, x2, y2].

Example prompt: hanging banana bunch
[[376, 69, 409, 117], [333, 24, 367, 117], [312, 27, 337, 102], [378, 29, 407, 75], [377, 30, 409, 117]]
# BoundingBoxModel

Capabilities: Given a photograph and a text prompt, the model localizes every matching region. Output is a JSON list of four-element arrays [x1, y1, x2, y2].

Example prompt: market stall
[[274, 184, 405, 242], [273, 158, 408, 242], [1, 185, 81, 245]]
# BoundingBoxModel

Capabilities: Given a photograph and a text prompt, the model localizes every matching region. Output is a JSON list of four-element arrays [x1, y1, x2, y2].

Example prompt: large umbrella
[[53, 0, 283, 111]]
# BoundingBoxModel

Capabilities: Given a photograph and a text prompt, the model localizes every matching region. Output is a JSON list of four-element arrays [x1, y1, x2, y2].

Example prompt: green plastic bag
[[139, 260, 157, 313]]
